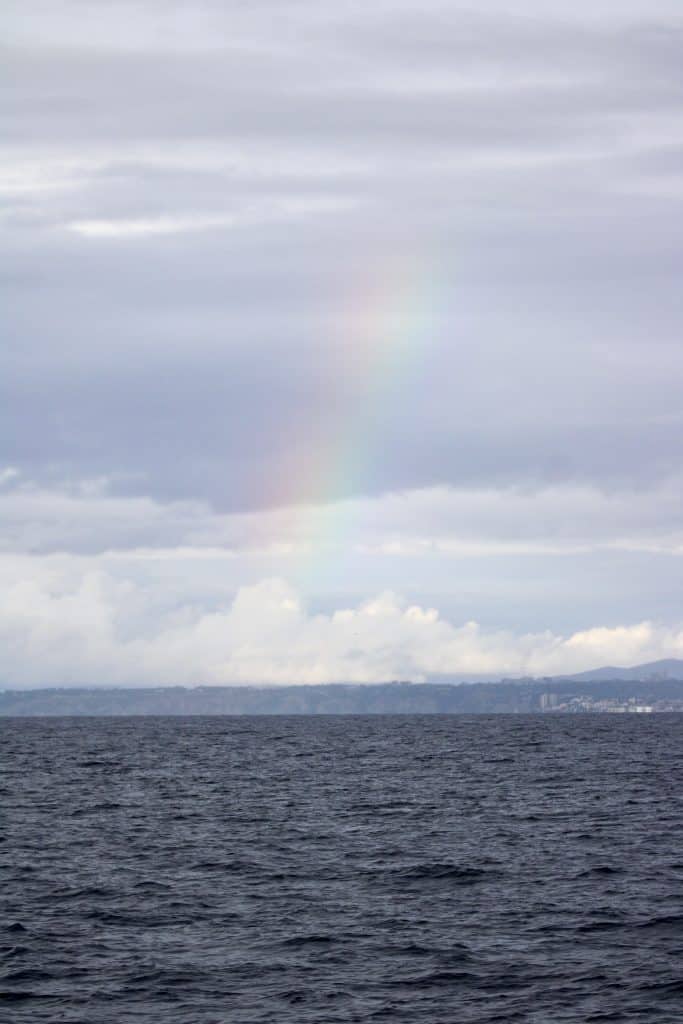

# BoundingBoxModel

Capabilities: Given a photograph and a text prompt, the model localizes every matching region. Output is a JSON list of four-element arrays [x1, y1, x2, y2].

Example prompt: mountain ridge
[[558, 658, 683, 683]]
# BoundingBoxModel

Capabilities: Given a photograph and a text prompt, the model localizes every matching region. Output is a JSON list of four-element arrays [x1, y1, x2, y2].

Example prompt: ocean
[[2, 714, 682, 1022]]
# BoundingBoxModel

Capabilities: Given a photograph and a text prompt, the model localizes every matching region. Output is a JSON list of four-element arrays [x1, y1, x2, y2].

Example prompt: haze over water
[[3, 715, 682, 1023]]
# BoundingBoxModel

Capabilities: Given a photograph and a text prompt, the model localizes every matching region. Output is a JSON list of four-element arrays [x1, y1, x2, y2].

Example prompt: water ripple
[[1, 714, 682, 1022]]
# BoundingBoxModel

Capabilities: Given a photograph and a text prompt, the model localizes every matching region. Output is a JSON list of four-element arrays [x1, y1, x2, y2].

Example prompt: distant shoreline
[[2, 678, 683, 716]]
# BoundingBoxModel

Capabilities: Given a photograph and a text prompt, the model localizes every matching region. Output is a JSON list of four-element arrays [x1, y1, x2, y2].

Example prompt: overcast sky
[[3, 1, 683, 685]]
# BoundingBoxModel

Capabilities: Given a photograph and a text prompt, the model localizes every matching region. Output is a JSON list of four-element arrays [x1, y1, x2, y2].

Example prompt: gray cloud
[[2, 1, 683, 674]]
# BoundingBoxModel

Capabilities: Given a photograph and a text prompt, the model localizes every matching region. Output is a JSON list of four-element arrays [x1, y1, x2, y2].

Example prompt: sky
[[3, 0, 683, 686]]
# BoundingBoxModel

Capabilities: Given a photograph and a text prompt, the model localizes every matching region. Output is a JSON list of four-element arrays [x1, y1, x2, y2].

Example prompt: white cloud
[[1, 558, 682, 687], [66, 197, 356, 239], [67, 214, 237, 238]]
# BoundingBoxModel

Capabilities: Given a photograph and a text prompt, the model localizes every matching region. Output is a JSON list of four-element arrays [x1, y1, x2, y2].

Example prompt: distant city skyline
[[3, 1, 683, 684]]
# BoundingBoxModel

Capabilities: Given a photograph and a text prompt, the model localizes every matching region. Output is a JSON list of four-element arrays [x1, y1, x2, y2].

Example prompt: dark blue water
[[2, 715, 682, 1022]]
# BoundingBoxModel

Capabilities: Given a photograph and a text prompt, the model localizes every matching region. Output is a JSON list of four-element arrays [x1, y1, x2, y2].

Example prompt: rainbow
[[270, 252, 440, 570]]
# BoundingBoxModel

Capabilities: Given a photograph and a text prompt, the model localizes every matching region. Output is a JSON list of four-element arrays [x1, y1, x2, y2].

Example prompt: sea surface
[[2, 715, 682, 1023]]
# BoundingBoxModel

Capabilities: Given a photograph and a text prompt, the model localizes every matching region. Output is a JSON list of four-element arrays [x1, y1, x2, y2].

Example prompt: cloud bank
[[4, 0, 683, 510], [2, 470, 683, 557], [2, 559, 682, 688]]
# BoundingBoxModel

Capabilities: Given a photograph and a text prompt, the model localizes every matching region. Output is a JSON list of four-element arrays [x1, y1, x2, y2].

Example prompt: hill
[[561, 658, 683, 683]]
